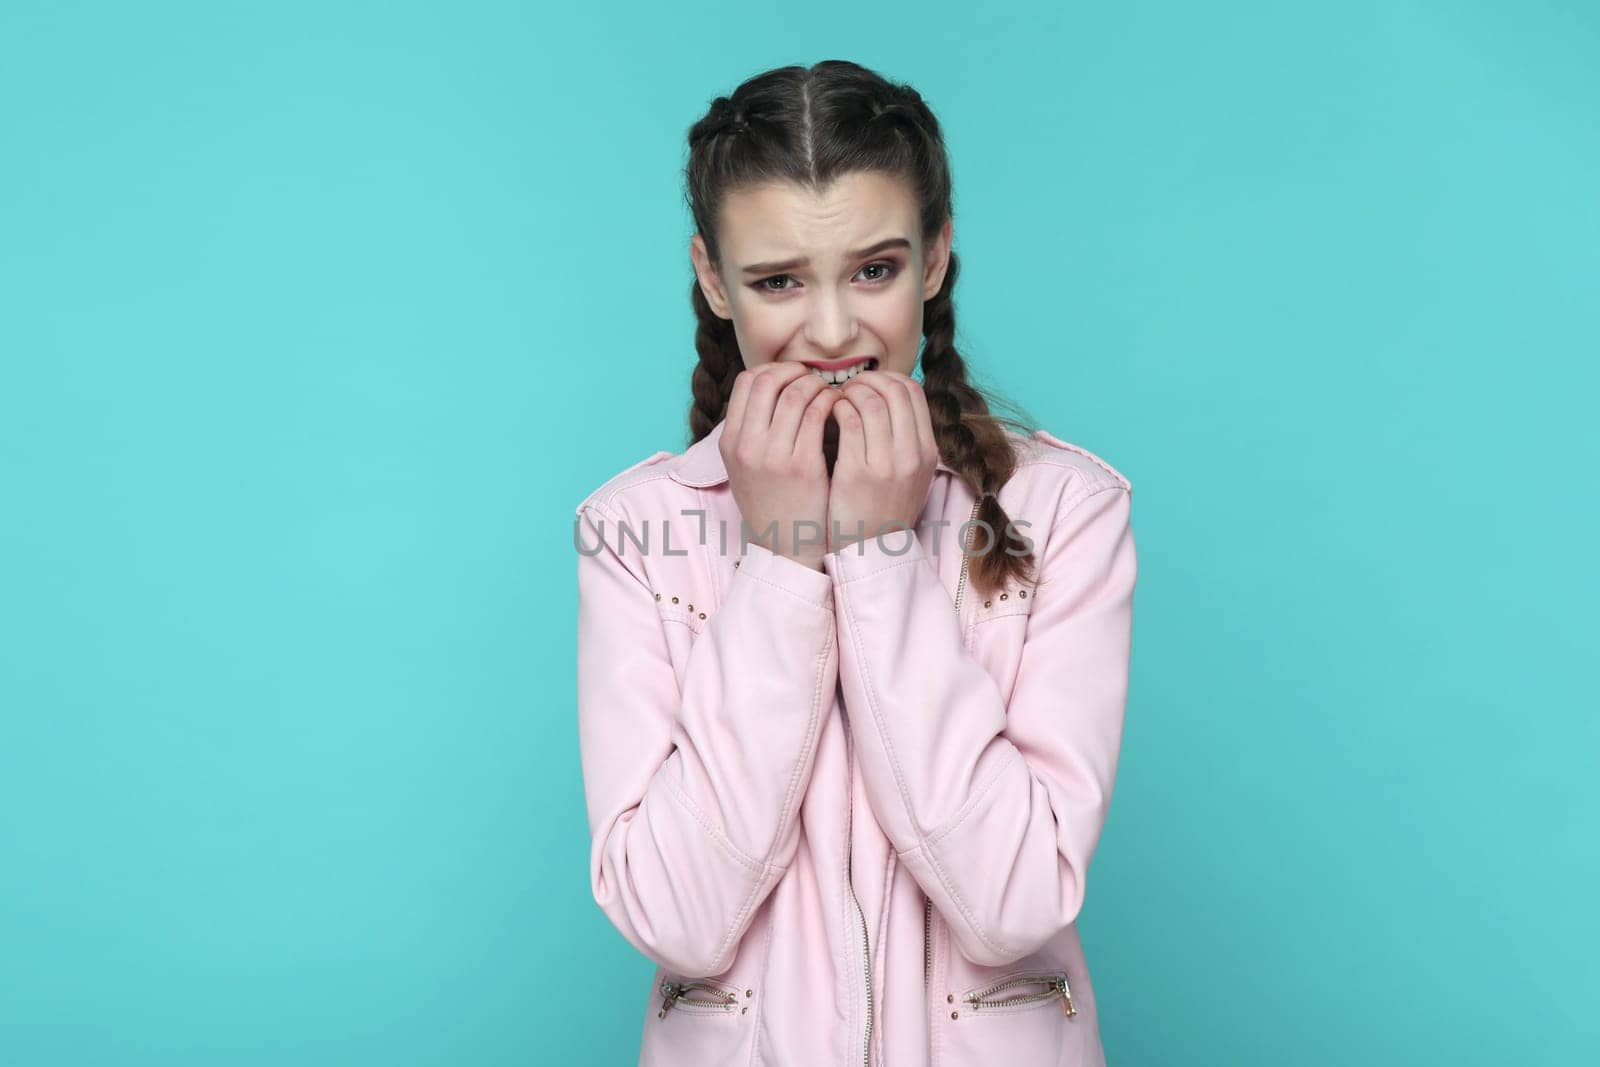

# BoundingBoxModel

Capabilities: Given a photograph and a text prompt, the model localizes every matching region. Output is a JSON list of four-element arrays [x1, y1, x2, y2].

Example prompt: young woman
[[574, 60, 1138, 1066]]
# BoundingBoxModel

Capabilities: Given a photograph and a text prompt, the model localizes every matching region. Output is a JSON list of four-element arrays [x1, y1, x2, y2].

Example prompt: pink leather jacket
[[574, 416, 1137, 1066]]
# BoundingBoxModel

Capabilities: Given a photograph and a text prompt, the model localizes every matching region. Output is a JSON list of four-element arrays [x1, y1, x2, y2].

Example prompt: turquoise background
[[2, 2, 1596, 1064]]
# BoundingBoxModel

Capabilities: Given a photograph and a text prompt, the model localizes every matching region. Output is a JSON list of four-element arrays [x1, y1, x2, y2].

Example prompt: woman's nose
[[803, 291, 859, 351]]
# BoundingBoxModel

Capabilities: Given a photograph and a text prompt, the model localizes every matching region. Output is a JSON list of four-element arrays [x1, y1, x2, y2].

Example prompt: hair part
[[684, 59, 1037, 594]]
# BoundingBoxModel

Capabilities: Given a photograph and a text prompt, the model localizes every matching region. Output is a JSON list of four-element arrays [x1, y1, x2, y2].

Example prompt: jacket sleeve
[[821, 481, 1136, 967], [575, 501, 839, 978]]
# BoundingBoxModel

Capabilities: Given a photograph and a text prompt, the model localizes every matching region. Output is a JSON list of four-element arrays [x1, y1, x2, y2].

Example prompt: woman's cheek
[[732, 308, 788, 366]]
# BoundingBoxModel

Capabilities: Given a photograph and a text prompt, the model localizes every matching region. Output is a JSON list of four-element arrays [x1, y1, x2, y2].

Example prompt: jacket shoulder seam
[[1023, 430, 1133, 493], [573, 452, 678, 515]]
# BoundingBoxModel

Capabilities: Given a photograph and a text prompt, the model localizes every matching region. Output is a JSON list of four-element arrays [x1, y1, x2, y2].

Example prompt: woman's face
[[691, 171, 952, 386]]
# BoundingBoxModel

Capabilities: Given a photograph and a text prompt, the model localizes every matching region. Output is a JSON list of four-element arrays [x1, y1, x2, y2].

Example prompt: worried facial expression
[[691, 170, 953, 388]]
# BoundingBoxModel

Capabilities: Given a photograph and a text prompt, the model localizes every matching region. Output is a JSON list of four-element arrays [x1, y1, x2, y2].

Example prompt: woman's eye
[[753, 262, 897, 294]]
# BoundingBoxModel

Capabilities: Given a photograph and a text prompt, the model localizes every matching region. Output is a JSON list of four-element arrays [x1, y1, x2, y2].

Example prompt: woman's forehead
[[719, 172, 920, 259]]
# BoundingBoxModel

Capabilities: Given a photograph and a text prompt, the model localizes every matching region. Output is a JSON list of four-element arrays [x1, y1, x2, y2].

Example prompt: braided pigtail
[[919, 250, 1038, 592], [688, 275, 744, 443]]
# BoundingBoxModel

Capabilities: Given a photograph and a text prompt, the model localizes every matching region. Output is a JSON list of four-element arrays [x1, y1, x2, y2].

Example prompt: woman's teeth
[[812, 359, 878, 385]]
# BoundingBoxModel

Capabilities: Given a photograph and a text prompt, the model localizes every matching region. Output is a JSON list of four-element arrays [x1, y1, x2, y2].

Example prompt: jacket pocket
[[640, 969, 754, 1067], [655, 976, 741, 1018], [941, 960, 1087, 1065], [961, 970, 1077, 1017], [637, 903, 772, 1065]]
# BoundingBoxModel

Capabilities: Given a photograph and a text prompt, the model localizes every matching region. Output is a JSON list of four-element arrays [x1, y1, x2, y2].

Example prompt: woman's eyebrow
[[740, 236, 911, 276]]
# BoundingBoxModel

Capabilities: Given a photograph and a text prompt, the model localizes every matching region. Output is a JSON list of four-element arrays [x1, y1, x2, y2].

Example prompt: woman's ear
[[921, 218, 954, 301], [690, 234, 734, 320]]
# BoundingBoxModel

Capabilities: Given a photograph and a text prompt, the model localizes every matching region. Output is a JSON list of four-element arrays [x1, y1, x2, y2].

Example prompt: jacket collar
[[669, 417, 957, 488]]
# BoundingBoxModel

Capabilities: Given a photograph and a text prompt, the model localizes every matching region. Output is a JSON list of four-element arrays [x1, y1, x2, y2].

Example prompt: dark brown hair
[[684, 59, 1037, 595]]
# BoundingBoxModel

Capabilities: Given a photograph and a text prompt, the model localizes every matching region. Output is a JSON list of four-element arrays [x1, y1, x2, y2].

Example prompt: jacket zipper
[[927, 496, 985, 990], [841, 687, 873, 1067], [849, 853, 872, 1065], [923, 891, 932, 988], [657, 978, 739, 1017], [963, 972, 1077, 1017], [950, 496, 982, 622]]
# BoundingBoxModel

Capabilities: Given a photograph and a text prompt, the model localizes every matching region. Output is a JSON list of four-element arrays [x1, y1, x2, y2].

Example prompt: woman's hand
[[721, 361, 842, 571], [827, 370, 939, 554]]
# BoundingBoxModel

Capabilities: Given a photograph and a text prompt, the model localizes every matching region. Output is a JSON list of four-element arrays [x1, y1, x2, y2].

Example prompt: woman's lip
[[800, 356, 877, 371]]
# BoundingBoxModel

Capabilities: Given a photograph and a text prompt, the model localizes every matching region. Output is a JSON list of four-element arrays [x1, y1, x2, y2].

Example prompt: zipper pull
[[658, 980, 680, 1018], [1057, 976, 1077, 1017]]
